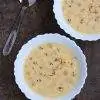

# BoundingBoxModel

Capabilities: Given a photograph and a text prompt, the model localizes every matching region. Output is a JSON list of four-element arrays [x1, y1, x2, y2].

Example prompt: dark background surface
[[0, 0, 100, 100]]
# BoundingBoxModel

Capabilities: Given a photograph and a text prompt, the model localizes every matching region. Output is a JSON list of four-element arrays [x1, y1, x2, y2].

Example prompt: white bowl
[[14, 33, 87, 100], [53, 0, 100, 41]]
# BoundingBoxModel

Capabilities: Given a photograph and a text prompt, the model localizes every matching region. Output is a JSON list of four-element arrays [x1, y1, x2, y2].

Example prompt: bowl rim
[[53, 0, 100, 41], [14, 33, 87, 100]]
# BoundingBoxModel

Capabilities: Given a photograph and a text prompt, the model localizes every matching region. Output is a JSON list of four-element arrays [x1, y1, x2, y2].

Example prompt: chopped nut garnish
[[68, 18, 71, 23], [33, 61, 38, 65], [29, 57, 32, 60], [49, 70, 56, 76], [69, 5, 71, 7], [72, 72, 76, 76], [32, 82, 36, 86], [39, 66, 42, 69], [80, 19, 84, 24], [37, 79, 42, 82], [58, 86, 63, 92], [54, 58, 59, 61], [95, 16, 100, 22], [44, 53, 48, 56], [70, 62, 73, 66], [50, 62, 53, 65], [39, 46, 43, 50]]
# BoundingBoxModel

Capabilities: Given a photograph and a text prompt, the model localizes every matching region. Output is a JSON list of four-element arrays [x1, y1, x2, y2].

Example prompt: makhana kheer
[[62, 0, 100, 34], [24, 43, 80, 97]]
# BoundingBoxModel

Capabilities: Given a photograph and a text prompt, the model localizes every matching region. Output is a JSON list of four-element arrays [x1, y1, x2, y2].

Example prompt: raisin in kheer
[[62, 0, 100, 34], [24, 43, 80, 97]]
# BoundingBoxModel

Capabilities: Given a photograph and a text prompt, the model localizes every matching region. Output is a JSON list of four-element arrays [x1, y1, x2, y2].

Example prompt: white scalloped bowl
[[14, 34, 87, 100], [53, 0, 100, 41]]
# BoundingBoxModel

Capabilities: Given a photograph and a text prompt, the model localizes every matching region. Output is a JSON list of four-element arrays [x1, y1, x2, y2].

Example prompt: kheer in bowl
[[14, 34, 87, 100], [53, 0, 100, 40]]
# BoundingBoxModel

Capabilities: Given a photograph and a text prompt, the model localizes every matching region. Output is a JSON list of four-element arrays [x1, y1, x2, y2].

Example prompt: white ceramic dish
[[14, 33, 87, 100], [53, 0, 100, 41]]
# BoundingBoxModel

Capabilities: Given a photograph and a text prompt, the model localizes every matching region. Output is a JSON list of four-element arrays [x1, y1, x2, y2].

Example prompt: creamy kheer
[[24, 43, 80, 97], [62, 0, 100, 34]]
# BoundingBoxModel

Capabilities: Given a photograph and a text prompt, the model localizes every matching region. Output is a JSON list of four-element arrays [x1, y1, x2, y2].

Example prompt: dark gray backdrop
[[0, 0, 100, 100]]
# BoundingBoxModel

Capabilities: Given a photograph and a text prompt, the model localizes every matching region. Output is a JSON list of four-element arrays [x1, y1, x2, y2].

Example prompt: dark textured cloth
[[0, 0, 100, 100]]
